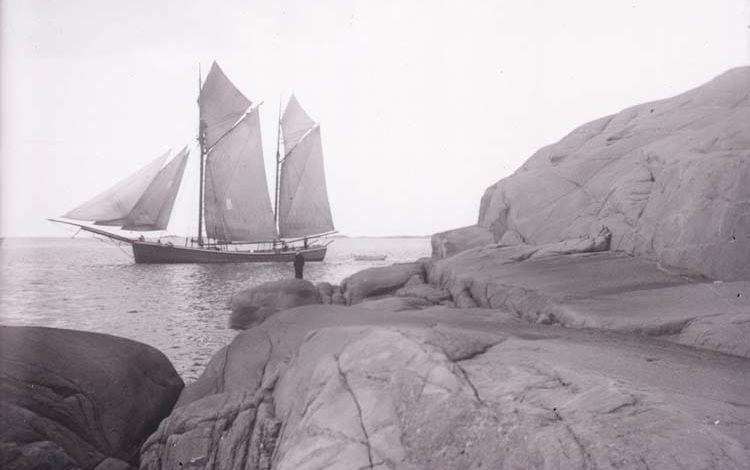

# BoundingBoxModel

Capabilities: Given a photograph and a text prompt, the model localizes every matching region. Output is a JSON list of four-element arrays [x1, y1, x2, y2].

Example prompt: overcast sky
[[2, 0, 749, 238]]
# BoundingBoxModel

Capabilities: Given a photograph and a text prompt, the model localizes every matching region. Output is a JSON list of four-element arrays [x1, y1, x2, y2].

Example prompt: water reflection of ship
[[51, 62, 335, 263]]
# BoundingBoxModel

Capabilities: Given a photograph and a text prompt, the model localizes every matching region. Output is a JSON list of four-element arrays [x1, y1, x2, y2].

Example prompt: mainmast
[[197, 65, 206, 247], [273, 96, 283, 235]]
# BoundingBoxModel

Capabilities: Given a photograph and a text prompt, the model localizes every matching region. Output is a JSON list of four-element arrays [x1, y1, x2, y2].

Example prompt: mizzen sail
[[278, 97, 334, 238], [204, 108, 277, 242], [63, 151, 169, 224], [199, 62, 252, 149], [122, 147, 190, 231]]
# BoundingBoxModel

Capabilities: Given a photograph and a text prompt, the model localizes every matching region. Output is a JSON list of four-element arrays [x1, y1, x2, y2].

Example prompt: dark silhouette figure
[[294, 251, 305, 279]]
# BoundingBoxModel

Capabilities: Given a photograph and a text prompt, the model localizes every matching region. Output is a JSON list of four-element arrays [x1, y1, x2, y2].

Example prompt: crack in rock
[[336, 355, 375, 470]]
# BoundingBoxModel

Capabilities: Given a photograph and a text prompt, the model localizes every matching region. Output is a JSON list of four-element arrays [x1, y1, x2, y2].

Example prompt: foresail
[[63, 151, 169, 224], [204, 109, 276, 242], [281, 94, 315, 154], [199, 62, 252, 149], [122, 147, 190, 231], [278, 126, 334, 238]]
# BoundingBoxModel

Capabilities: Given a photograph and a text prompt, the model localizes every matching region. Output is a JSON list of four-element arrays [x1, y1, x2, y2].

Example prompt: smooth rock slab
[[0, 326, 183, 470], [428, 245, 750, 357]]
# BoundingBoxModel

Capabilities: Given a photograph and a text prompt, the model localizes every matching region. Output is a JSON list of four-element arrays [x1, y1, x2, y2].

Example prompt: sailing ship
[[50, 62, 335, 263]]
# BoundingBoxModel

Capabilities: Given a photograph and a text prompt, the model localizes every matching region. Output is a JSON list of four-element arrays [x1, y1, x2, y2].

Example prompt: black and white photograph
[[1, 1, 749, 468]]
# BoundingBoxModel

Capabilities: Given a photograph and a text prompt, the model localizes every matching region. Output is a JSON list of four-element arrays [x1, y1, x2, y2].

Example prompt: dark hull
[[132, 241, 327, 264]]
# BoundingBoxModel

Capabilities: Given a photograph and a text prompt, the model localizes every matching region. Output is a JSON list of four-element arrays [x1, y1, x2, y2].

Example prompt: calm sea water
[[0, 236, 430, 381]]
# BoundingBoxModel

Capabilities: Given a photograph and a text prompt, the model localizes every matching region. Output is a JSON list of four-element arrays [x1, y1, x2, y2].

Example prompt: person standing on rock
[[294, 251, 305, 279]]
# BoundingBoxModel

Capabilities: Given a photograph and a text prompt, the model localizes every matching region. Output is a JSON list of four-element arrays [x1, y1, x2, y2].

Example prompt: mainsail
[[63, 151, 169, 225], [122, 147, 190, 231], [278, 96, 335, 238], [203, 108, 277, 242]]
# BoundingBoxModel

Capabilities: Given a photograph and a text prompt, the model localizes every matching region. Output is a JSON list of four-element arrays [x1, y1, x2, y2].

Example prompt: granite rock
[[141, 305, 750, 469], [0, 326, 182, 470], [477, 67, 750, 280]]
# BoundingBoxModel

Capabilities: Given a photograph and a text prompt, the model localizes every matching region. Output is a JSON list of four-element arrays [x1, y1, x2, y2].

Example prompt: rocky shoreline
[[2, 67, 749, 469]]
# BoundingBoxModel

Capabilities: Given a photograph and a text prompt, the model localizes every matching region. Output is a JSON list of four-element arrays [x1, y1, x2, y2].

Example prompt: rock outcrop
[[135, 68, 750, 469], [477, 67, 750, 280], [230, 279, 322, 329], [140, 305, 750, 469], [427, 243, 750, 358], [0, 326, 183, 470]]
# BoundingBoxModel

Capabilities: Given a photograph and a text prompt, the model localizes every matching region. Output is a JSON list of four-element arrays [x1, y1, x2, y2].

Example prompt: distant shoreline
[[1, 234, 431, 241]]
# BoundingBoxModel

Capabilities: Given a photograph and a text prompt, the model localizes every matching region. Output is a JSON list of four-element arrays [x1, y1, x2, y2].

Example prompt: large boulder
[[478, 67, 750, 280], [0, 326, 183, 470], [431, 224, 494, 259], [340, 261, 425, 305], [230, 278, 321, 329]]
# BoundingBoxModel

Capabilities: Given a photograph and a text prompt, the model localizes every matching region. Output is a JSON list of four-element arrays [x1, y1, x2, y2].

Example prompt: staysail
[[122, 147, 190, 231], [278, 96, 335, 238], [203, 108, 277, 242], [199, 62, 252, 149], [62, 151, 169, 225]]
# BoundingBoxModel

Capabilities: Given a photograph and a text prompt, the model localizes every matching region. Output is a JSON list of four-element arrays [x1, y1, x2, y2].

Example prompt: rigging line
[[280, 123, 318, 163], [93, 233, 133, 260], [110, 238, 134, 260], [206, 103, 263, 153]]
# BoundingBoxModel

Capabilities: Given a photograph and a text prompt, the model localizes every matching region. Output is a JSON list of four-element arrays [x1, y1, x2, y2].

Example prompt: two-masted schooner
[[50, 62, 335, 263]]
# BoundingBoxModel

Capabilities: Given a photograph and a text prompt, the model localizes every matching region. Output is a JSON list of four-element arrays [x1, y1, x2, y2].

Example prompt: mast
[[274, 96, 282, 234], [197, 64, 206, 246]]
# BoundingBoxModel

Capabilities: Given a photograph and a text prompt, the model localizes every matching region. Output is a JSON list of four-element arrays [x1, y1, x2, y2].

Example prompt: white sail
[[278, 102, 334, 238], [122, 147, 190, 231], [204, 108, 277, 242], [63, 151, 169, 224], [199, 62, 252, 149], [281, 94, 315, 153]]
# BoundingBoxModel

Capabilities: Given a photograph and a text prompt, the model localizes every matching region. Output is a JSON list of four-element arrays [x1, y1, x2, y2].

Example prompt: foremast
[[274, 97, 283, 235], [197, 65, 207, 247]]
